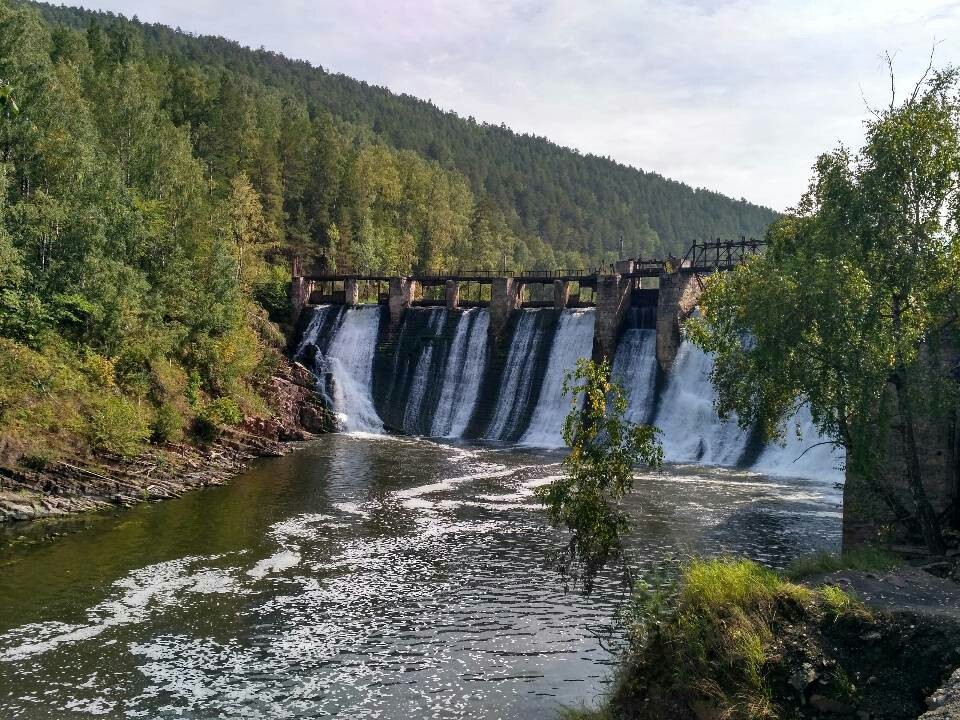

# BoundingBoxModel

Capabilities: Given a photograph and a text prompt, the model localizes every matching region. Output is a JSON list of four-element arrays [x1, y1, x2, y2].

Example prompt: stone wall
[[843, 353, 960, 549], [655, 270, 704, 373], [593, 274, 631, 362], [288, 276, 314, 326], [388, 277, 416, 332], [490, 278, 522, 343]]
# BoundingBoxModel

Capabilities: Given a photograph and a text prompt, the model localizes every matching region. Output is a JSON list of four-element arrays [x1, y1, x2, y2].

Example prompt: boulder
[[921, 667, 960, 719]]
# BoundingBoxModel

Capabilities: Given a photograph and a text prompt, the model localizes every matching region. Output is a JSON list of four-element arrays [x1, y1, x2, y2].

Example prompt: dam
[[291, 239, 844, 482]]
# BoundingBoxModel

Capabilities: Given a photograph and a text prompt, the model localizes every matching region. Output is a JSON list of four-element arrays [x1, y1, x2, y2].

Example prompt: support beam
[[445, 280, 460, 310], [344, 278, 359, 306], [553, 280, 570, 310], [389, 277, 416, 331], [490, 277, 522, 342], [614, 259, 635, 275], [656, 270, 704, 373], [592, 274, 631, 363]]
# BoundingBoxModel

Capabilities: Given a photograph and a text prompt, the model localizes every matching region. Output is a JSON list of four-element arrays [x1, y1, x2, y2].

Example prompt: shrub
[[191, 396, 244, 444], [252, 264, 291, 325], [151, 403, 184, 444], [83, 394, 150, 458], [203, 397, 243, 425], [611, 558, 869, 720], [191, 414, 219, 444], [18, 451, 53, 471]]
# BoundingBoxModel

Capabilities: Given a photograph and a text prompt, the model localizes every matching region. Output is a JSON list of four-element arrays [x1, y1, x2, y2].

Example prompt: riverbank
[[575, 555, 960, 720], [0, 359, 335, 525]]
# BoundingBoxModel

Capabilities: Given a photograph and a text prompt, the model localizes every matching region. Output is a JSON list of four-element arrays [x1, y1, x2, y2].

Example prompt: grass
[[559, 707, 612, 720], [604, 557, 871, 720], [785, 547, 901, 581], [819, 584, 867, 620]]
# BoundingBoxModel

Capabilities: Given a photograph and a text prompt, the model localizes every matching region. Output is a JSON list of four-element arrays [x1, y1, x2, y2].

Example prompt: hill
[[22, 0, 778, 267]]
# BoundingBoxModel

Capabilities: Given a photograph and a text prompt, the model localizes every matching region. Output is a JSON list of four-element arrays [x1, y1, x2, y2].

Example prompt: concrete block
[[445, 280, 460, 310]]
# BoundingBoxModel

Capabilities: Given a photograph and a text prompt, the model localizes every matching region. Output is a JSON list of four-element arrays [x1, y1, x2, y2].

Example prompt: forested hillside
[[22, 0, 778, 268], [0, 0, 776, 464], [0, 0, 287, 460]]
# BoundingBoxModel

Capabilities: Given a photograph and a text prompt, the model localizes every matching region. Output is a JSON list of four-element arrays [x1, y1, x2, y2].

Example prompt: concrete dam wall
[[293, 301, 845, 483]]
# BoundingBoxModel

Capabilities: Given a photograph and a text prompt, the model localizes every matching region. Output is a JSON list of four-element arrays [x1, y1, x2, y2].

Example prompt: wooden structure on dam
[[290, 237, 764, 369]]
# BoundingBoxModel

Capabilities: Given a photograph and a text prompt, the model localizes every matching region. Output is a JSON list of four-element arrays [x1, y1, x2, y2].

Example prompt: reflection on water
[[0, 435, 841, 719]]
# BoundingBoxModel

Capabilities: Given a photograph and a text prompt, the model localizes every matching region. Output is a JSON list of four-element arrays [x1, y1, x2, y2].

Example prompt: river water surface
[[0, 434, 841, 719]]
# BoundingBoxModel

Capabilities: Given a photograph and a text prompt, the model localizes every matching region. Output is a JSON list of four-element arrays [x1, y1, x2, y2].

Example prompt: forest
[[22, 0, 778, 269]]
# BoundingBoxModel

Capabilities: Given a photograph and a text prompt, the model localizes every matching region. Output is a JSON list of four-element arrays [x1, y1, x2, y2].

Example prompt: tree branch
[[793, 440, 842, 464]]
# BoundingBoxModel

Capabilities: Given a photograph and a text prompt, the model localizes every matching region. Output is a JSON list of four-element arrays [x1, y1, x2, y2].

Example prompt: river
[[0, 434, 841, 719]]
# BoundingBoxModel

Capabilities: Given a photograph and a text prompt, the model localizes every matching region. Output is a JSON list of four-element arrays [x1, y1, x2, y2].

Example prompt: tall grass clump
[[609, 557, 865, 720]]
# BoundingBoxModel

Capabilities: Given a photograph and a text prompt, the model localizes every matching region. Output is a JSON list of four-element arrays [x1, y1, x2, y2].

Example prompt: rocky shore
[[0, 359, 335, 525]]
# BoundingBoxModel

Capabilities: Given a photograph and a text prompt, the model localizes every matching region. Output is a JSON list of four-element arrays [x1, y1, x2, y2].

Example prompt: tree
[[224, 172, 275, 289], [536, 358, 662, 592], [689, 65, 960, 554]]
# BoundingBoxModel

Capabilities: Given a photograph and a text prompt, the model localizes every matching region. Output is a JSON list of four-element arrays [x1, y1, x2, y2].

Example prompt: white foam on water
[[247, 551, 302, 580], [0, 557, 241, 663], [392, 465, 517, 500]]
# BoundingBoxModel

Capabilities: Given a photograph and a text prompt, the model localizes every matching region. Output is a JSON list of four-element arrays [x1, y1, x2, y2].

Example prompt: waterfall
[[483, 310, 548, 440], [294, 305, 343, 359], [290, 301, 844, 484], [402, 309, 447, 434], [751, 404, 845, 483], [323, 306, 384, 433], [520, 309, 595, 448], [652, 341, 751, 466], [607, 330, 845, 481], [294, 308, 326, 358], [612, 328, 658, 426], [431, 309, 490, 438]]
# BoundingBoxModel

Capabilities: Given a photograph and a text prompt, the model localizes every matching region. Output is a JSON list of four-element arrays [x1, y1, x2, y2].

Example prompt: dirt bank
[[0, 359, 335, 525], [604, 558, 960, 720]]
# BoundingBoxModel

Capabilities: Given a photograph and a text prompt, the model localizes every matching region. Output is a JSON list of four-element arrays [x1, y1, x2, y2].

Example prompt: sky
[[73, 0, 960, 211]]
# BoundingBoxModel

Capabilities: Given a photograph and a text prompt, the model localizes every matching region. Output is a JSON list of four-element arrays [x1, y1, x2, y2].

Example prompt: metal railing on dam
[[295, 237, 764, 286]]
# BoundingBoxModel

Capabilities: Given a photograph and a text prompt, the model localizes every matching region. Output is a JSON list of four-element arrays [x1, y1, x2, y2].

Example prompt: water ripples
[[0, 435, 841, 718]]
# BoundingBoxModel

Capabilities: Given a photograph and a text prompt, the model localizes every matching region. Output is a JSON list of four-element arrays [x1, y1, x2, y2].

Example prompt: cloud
[[76, 0, 960, 209]]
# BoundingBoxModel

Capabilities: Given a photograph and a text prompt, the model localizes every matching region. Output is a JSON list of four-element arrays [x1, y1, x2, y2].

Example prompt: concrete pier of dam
[[288, 238, 763, 369]]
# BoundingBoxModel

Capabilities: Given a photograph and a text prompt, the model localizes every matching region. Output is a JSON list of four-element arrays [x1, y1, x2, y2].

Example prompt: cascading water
[[652, 341, 751, 466], [484, 310, 549, 441], [294, 308, 326, 358], [402, 309, 447, 434], [520, 309, 596, 448], [431, 309, 490, 438], [612, 328, 658, 426], [294, 305, 343, 359], [751, 404, 845, 483], [319, 305, 384, 433], [292, 301, 844, 483]]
